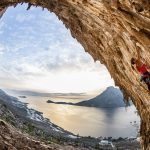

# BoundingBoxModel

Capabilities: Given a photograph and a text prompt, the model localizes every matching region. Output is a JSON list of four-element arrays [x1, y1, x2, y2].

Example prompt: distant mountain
[[0, 89, 18, 103], [5, 89, 86, 97], [47, 86, 130, 108], [76, 86, 128, 107]]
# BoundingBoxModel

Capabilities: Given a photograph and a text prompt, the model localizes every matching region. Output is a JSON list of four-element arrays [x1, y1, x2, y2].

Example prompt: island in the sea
[[47, 86, 132, 108], [19, 96, 27, 98]]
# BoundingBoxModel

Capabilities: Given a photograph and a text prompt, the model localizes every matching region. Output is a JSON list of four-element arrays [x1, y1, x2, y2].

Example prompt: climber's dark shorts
[[141, 72, 150, 90], [142, 72, 150, 83]]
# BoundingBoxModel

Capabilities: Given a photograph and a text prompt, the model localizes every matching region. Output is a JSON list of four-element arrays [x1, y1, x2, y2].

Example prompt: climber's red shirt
[[136, 64, 148, 75]]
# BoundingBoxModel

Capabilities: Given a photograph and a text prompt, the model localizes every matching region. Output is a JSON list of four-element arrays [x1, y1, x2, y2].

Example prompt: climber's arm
[[147, 66, 150, 72], [137, 47, 141, 62]]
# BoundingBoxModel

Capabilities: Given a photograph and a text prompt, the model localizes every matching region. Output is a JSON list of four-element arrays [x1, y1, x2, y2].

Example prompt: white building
[[99, 140, 111, 145]]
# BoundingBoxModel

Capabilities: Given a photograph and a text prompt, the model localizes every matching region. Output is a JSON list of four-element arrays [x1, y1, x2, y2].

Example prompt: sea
[[5, 90, 140, 138]]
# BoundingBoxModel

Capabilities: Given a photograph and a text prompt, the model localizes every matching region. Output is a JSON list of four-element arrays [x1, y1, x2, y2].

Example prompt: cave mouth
[[0, 3, 140, 140], [0, 0, 150, 149]]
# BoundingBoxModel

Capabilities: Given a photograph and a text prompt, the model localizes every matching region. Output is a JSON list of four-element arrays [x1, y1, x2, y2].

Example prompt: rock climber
[[131, 46, 150, 91]]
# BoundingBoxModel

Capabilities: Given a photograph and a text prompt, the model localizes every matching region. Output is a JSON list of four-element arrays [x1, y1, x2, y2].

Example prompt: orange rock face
[[0, 0, 150, 149]]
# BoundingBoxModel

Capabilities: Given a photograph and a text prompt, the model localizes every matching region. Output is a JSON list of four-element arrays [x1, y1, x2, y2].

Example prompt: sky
[[0, 4, 114, 94]]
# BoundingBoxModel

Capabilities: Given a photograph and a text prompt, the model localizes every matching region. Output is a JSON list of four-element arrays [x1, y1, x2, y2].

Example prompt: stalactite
[[26, 3, 32, 10]]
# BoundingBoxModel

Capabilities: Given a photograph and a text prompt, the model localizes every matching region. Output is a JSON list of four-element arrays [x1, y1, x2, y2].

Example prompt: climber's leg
[[143, 77, 150, 91], [147, 81, 150, 91]]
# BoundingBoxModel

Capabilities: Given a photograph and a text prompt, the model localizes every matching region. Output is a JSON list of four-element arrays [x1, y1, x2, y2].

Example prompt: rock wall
[[0, 120, 88, 150], [0, 7, 6, 18], [0, 0, 150, 149]]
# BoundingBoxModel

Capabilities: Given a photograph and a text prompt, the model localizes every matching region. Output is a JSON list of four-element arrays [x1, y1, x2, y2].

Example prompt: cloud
[[0, 47, 4, 55], [15, 13, 35, 23], [0, 44, 8, 55]]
